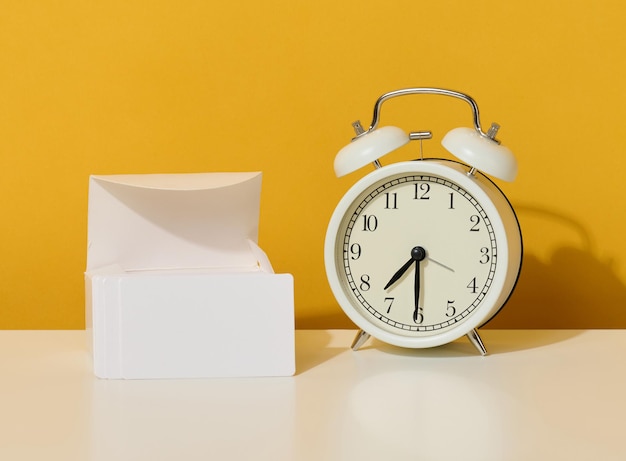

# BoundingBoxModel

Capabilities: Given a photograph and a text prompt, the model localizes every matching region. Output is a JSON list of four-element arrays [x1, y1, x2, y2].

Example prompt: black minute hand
[[413, 258, 421, 323]]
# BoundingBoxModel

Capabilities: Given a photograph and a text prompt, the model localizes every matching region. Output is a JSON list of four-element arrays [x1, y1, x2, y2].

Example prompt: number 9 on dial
[[324, 88, 523, 354]]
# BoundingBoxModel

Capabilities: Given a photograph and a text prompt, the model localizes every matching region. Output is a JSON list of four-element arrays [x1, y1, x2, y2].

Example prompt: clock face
[[326, 160, 521, 347]]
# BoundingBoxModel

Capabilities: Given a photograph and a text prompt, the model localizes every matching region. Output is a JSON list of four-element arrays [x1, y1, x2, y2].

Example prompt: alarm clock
[[324, 88, 522, 354]]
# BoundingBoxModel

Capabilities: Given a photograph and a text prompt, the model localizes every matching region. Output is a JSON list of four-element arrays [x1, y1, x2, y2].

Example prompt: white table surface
[[1, 329, 625, 460]]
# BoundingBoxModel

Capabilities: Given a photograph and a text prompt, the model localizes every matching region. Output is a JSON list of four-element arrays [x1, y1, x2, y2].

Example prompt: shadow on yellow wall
[[488, 206, 626, 329]]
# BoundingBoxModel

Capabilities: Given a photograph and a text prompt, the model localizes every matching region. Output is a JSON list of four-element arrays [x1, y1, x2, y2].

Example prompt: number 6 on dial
[[324, 88, 523, 354]]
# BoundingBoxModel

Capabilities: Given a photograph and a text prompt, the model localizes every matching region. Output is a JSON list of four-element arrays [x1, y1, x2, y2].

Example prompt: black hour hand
[[384, 246, 426, 290], [384, 258, 413, 290]]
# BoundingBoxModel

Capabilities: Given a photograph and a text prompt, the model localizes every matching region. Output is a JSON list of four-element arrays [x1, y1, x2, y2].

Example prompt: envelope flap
[[86, 172, 263, 272]]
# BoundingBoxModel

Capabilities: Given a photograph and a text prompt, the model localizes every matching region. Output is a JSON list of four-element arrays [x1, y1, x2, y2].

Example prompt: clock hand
[[413, 258, 421, 323], [384, 246, 427, 290], [426, 256, 455, 273], [384, 258, 413, 290], [411, 247, 427, 323]]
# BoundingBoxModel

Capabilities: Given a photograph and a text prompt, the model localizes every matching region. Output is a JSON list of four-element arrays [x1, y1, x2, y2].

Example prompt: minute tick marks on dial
[[338, 171, 500, 336]]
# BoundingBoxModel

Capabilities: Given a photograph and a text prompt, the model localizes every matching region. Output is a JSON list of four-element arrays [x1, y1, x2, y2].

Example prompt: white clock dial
[[342, 172, 496, 335], [325, 159, 522, 349]]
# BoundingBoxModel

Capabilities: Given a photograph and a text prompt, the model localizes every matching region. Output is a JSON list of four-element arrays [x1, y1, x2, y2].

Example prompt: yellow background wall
[[1, 1, 625, 329]]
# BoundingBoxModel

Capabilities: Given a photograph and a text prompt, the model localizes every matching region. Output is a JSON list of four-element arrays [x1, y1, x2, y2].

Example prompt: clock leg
[[351, 329, 371, 351], [466, 329, 488, 356]]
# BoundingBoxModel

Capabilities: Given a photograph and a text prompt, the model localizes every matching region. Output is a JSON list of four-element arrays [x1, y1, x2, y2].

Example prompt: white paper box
[[85, 172, 295, 379]]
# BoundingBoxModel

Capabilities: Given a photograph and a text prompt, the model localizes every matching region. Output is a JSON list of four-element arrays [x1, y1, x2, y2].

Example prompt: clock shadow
[[485, 204, 626, 330], [360, 329, 583, 358], [361, 339, 480, 358], [293, 329, 584, 370]]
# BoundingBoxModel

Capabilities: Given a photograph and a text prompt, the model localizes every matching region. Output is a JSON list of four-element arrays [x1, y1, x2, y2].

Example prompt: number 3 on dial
[[325, 159, 522, 352]]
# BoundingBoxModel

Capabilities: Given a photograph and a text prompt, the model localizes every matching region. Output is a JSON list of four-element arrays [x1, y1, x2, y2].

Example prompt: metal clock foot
[[351, 329, 371, 351], [466, 329, 488, 356]]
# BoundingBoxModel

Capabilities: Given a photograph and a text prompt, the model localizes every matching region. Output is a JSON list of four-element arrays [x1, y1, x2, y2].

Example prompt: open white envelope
[[85, 172, 295, 379]]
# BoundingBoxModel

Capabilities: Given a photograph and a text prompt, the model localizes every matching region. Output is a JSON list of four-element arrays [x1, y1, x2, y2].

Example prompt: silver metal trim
[[409, 131, 433, 140], [351, 329, 371, 351], [363, 87, 499, 142], [466, 328, 488, 356]]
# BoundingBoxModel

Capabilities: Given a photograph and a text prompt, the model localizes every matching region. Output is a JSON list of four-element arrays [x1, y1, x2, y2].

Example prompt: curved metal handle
[[360, 87, 497, 141]]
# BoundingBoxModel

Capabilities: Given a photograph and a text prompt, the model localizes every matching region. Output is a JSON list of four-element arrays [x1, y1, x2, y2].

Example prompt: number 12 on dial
[[325, 159, 522, 352]]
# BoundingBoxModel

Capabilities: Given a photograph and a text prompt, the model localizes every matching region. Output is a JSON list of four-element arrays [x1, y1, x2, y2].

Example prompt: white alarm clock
[[324, 88, 522, 354]]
